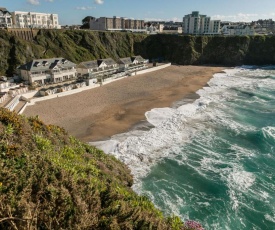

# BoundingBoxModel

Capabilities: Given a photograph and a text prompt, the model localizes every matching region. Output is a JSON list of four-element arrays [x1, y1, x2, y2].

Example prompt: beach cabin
[[17, 58, 77, 86], [118, 57, 133, 71], [97, 58, 119, 74], [77, 58, 119, 84], [77, 60, 99, 79]]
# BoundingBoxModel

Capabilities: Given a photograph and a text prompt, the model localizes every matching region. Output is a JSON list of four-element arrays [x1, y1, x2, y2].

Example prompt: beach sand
[[23, 65, 225, 142]]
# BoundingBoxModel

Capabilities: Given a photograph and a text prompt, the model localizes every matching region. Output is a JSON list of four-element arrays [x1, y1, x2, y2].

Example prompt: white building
[[183, 11, 221, 35], [17, 58, 77, 86], [118, 56, 148, 71], [77, 58, 119, 79], [89, 16, 145, 32], [0, 7, 12, 28], [221, 24, 255, 36], [12, 11, 61, 29]]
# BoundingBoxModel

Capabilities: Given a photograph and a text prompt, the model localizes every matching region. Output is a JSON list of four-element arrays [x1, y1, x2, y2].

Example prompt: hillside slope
[[0, 108, 188, 229], [1, 29, 275, 76]]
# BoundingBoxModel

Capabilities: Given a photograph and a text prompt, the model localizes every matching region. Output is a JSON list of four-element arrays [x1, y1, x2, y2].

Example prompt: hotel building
[[12, 11, 61, 29], [183, 11, 221, 35], [89, 16, 145, 32]]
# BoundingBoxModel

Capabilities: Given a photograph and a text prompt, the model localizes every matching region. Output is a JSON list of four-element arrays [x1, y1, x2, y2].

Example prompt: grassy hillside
[[1, 29, 275, 76], [0, 29, 147, 76], [0, 108, 194, 229]]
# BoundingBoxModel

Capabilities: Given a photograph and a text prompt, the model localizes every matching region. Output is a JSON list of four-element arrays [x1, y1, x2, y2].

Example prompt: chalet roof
[[131, 55, 145, 63], [17, 58, 76, 71], [118, 57, 132, 65], [78, 60, 99, 69], [0, 7, 11, 15], [98, 58, 117, 66]]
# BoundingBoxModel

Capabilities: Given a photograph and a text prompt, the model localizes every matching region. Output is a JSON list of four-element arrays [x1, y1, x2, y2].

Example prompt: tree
[[80, 16, 94, 29]]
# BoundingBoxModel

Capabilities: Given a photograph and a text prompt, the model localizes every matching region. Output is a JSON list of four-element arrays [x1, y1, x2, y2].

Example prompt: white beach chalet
[[77, 58, 119, 79], [17, 58, 77, 86], [118, 56, 148, 72]]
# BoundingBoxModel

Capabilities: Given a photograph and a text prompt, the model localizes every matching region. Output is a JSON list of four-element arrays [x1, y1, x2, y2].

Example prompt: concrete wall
[[7, 28, 39, 41], [131, 63, 171, 76]]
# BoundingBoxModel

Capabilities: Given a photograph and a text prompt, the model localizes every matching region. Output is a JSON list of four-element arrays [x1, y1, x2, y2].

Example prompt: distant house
[[221, 24, 255, 36], [77, 58, 119, 79], [0, 7, 13, 28], [17, 58, 77, 86]]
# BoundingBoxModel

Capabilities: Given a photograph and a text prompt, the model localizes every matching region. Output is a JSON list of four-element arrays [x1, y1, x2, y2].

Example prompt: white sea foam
[[90, 66, 275, 198], [265, 214, 275, 223], [262, 126, 275, 141], [145, 107, 175, 126]]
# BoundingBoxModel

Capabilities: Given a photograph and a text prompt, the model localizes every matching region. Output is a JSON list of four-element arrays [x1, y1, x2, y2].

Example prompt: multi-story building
[[0, 7, 12, 28], [118, 56, 148, 71], [17, 58, 76, 86], [183, 11, 221, 35], [77, 58, 119, 79], [90, 16, 145, 32], [12, 11, 61, 29]]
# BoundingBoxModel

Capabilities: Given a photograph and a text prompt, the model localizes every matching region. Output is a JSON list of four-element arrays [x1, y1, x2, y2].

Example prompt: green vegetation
[[1, 29, 275, 77], [0, 108, 191, 229]]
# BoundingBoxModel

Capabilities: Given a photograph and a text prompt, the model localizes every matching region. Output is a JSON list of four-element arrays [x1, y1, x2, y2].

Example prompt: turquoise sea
[[99, 66, 275, 229]]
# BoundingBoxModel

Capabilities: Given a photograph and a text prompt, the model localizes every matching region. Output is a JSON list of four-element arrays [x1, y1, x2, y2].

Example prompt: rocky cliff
[[1, 29, 275, 76]]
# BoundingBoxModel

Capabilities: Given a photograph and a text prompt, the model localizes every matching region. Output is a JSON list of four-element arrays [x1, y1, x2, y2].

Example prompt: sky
[[1, 0, 275, 25]]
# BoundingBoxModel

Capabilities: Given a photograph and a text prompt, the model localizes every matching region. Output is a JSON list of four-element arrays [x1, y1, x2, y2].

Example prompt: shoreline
[[23, 65, 226, 142]]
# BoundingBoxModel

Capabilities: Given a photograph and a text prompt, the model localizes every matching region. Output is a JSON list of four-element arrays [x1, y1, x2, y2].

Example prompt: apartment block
[[90, 16, 145, 32], [12, 11, 61, 29], [183, 11, 221, 35], [0, 7, 12, 28]]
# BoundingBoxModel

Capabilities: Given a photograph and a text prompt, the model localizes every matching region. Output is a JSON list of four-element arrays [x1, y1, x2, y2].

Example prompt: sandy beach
[[23, 65, 225, 142]]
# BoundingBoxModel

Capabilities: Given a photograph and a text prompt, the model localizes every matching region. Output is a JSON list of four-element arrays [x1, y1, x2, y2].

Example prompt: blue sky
[[1, 0, 275, 25]]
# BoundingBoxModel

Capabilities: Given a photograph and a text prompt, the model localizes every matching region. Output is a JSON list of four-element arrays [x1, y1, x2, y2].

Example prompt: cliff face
[[1, 29, 275, 76], [136, 34, 275, 66]]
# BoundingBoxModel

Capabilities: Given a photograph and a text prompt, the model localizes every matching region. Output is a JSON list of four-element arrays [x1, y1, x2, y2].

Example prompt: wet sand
[[23, 65, 225, 142]]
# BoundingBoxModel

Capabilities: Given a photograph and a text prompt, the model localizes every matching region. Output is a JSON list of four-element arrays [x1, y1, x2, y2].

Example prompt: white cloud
[[76, 6, 96, 10], [45, 0, 54, 2], [27, 0, 40, 5], [94, 0, 104, 5]]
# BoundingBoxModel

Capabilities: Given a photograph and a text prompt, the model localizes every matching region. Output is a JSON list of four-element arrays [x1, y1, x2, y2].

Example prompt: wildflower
[[184, 220, 204, 230]]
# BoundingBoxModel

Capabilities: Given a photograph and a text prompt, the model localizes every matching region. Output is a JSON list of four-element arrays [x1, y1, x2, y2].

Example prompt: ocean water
[[94, 66, 275, 230]]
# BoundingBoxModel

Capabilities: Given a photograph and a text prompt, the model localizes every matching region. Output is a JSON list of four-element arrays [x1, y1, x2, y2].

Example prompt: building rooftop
[[18, 58, 76, 71], [78, 61, 99, 69], [98, 58, 117, 66], [131, 56, 145, 63], [118, 57, 133, 65]]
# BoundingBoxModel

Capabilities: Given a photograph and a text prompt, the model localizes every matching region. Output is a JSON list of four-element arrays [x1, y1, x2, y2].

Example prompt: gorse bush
[[0, 108, 190, 229]]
